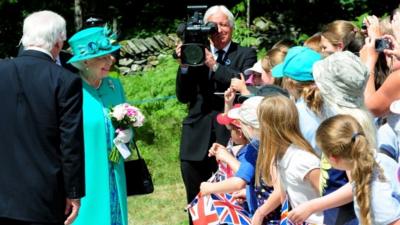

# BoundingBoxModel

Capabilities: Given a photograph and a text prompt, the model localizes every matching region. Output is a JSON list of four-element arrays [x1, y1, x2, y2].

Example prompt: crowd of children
[[199, 10, 400, 225]]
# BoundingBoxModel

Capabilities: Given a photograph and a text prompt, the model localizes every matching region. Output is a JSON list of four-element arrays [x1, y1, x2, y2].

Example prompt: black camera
[[375, 38, 391, 52], [177, 5, 217, 66]]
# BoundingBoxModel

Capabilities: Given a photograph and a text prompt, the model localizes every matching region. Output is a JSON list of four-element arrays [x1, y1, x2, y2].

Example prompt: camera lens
[[182, 44, 204, 66]]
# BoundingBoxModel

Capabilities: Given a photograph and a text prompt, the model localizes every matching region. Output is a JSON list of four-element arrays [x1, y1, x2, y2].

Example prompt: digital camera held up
[[375, 38, 391, 52], [176, 5, 217, 66]]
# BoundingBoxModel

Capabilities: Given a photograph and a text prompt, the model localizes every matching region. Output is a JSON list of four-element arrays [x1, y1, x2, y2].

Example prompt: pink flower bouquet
[[108, 103, 145, 163]]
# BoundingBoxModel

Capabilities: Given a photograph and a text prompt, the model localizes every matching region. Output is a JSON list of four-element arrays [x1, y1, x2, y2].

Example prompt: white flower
[[132, 110, 145, 127], [111, 104, 127, 121]]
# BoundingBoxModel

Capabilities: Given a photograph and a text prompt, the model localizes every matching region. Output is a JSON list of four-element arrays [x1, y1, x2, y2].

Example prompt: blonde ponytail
[[316, 114, 384, 225]]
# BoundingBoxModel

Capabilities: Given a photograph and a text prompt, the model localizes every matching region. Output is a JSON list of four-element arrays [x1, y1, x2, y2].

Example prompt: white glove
[[115, 128, 133, 144]]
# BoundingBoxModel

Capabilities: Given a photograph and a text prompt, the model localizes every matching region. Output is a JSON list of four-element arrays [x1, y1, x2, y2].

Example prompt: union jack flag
[[188, 193, 219, 225], [279, 196, 319, 225], [211, 193, 251, 225], [280, 196, 293, 225], [213, 161, 234, 182], [187, 139, 251, 225], [213, 140, 235, 182]]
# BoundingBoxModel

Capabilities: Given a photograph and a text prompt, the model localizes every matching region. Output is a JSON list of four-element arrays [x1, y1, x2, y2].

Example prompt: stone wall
[[117, 33, 179, 75]]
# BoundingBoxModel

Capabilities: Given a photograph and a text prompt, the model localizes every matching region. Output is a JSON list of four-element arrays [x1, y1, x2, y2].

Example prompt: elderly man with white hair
[[0, 10, 85, 225]]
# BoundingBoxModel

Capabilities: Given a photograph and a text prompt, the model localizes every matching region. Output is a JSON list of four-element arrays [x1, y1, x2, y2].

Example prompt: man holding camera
[[174, 5, 257, 223]]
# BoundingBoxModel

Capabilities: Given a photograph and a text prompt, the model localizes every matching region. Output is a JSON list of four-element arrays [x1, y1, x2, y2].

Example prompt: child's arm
[[251, 180, 282, 225], [390, 219, 400, 225], [288, 183, 353, 224], [304, 168, 320, 194], [223, 87, 236, 114], [251, 167, 282, 225], [200, 177, 246, 195]]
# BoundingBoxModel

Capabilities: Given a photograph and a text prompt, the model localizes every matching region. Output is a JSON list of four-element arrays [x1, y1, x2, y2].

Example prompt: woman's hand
[[383, 34, 400, 60], [392, 12, 400, 42], [360, 36, 379, 68], [115, 128, 133, 144], [365, 15, 381, 39]]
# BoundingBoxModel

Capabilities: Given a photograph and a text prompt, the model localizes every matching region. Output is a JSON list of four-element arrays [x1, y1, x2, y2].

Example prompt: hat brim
[[216, 113, 241, 127], [244, 68, 253, 76], [271, 63, 284, 78], [67, 45, 120, 64], [216, 113, 234, 126]]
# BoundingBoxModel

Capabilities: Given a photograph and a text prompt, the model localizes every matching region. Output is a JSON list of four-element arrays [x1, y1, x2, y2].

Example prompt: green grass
[[114, 55, 189, 224], [128, 183, 188, 225]]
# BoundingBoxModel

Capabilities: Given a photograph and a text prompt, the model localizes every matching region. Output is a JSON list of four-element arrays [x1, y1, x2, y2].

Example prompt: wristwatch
[[212, 63, 219, 72]]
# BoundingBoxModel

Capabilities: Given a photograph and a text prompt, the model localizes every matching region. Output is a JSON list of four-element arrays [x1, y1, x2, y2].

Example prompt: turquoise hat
[[67, 26, 120, 63], [271, 46, 321, 81]]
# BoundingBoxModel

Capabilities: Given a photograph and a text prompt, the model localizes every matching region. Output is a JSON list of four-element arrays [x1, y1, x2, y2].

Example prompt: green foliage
[[353, 12, 370, 28], [230, 0, 259, 48], [340, 0, 368, 12], [295, 33, 310, 45], [233, 17, 259, 47], [231, 0, 246, 15]]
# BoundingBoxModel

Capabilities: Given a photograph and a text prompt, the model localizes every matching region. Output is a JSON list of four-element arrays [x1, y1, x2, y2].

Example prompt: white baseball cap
[[228, 96, 263, 129]]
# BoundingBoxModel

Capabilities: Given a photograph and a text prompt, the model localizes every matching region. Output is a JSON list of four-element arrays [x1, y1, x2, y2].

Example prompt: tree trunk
[[113, 17, 118, 33], [74, 0, 83, 31], [246, 0, 250, 28]]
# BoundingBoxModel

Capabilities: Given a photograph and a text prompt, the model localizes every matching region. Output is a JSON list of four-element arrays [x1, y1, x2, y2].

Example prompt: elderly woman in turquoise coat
[[67, 26, 128, 225]]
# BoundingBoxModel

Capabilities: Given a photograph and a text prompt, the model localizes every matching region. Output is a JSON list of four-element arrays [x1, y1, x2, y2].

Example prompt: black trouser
[[181, 157, 218, 225], [0, 218, 62, 225]]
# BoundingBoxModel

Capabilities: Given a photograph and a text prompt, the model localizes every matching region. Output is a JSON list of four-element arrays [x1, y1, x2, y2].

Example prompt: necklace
[[80, 74, 102, 89]]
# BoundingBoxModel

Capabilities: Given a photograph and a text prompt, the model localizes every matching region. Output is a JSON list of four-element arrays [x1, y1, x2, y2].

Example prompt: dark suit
[[176, 42, 257, 205], [0, 50, 85, 224]]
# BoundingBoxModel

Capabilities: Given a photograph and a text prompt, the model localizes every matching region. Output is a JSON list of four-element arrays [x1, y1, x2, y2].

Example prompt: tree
[[74, 0, 82, 31]]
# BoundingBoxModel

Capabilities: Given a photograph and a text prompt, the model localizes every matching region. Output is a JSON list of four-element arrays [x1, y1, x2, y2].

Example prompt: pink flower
[[109, 103, 145, 128]]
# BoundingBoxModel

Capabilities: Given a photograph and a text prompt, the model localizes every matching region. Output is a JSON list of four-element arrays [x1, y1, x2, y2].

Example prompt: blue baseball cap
[[271, 46, 321, 81]]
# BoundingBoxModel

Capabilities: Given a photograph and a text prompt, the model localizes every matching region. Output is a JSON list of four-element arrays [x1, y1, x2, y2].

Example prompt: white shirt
[[210, 42, 231, 61], [353, 153, 400, 225], [277, 144, 323, 224]]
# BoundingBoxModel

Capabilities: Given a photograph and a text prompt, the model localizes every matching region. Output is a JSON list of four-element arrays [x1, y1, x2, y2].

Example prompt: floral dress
[[254, 178, 281, 225]]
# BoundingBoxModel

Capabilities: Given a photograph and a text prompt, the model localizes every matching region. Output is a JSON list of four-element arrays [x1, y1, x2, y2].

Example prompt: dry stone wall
[[117, 33, 179, 75]]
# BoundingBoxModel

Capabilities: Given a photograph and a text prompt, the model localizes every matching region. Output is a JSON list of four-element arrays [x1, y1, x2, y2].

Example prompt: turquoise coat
[[73, 77, 128, 225]]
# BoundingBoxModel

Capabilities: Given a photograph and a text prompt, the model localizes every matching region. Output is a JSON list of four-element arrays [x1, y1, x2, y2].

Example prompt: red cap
[[216, 104, 241, 127]]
